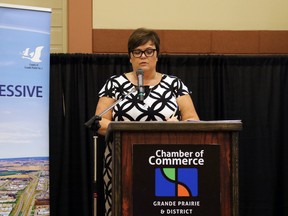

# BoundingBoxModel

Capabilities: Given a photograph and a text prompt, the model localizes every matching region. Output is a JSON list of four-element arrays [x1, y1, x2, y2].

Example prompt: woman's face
[[130, 40, 158, 73]]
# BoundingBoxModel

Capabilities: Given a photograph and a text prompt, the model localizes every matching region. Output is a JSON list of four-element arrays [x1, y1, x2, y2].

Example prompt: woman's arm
[[177, 94, 200, 121], [95, 96, 116, 135]]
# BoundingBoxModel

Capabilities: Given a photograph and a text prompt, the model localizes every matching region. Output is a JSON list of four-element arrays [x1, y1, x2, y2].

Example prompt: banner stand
[[0, 4, 51, 216]]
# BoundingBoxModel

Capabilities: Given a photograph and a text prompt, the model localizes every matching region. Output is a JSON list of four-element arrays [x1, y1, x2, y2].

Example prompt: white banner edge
[[0, 3, 51, 13]]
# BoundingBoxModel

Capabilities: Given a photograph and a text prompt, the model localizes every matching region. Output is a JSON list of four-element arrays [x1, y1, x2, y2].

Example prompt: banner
[[0, 4, 51, 215]]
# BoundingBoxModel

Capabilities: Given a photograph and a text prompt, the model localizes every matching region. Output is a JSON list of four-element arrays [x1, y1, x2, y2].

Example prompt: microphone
[[136, 69, 145, 101]]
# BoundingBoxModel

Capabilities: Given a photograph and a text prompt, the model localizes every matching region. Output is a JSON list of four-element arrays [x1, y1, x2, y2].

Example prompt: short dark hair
[[128, 28, 160, 57]]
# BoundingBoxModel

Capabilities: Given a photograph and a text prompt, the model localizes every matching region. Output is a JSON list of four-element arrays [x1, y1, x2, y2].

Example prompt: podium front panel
[[107, 122, 241, 216]]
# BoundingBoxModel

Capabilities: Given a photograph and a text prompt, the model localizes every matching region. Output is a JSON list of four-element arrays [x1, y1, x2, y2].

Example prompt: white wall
[[93, 0, 288, 30]]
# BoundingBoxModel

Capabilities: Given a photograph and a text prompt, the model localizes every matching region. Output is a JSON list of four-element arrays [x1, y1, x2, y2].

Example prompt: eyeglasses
[[131, 48, 157, 58]]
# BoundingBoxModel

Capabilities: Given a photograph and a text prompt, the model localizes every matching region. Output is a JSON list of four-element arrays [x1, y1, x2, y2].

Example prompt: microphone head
[[136, 68, 144, 76]]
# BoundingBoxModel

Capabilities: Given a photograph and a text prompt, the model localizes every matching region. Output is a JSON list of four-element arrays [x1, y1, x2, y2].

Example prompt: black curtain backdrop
[[49, 54, 288, 216]]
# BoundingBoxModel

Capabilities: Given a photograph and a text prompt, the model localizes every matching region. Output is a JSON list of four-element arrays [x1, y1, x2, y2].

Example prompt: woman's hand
[[166, 116, 179, 122]]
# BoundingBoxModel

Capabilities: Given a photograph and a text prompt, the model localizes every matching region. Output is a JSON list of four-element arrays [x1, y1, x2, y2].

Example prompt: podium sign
[[133, 144, 220, 216]]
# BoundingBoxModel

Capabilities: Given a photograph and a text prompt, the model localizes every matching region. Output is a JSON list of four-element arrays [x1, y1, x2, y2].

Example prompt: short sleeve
[[175, 77, 190, 97], [163, 75, 190, 98], [98, 75, 117, 99]]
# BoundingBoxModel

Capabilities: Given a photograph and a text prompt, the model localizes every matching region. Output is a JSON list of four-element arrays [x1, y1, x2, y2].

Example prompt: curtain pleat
[[49, 54, 288, 216]]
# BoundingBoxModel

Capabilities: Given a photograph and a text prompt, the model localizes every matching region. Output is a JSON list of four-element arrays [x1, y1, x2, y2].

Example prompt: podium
[[106, 121, 242, 216]]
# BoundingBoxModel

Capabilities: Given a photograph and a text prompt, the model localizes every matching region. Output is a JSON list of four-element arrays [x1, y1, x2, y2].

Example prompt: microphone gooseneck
[[136, 68, 145, 101]]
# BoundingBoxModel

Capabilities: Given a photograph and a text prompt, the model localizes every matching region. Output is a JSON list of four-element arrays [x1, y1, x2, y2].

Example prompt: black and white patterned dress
[[98, 73, 191, 215]]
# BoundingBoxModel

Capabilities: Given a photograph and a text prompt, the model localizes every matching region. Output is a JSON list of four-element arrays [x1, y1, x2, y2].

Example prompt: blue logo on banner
[[155, 168, 198, 197]]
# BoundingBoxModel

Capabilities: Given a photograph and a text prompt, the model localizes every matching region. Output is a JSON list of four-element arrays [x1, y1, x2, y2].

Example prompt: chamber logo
[[21, 46, 44, 63], [155, 167, 198, 197]]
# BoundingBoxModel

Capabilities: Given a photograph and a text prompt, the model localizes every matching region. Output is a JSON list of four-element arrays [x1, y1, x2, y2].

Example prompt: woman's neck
[[126, 71, 161, 86], [143, 71, 160, 86]]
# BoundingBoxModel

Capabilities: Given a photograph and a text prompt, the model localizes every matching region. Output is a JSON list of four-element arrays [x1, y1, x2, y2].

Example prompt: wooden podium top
[[106, 120, 242, 138]]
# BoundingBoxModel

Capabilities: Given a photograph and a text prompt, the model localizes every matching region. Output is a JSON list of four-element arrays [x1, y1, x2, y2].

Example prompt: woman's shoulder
[[106, 74, 129, 83], [161, 73, 181, 82], [108, 74, 126, 80], [160, 73, 188, 91]]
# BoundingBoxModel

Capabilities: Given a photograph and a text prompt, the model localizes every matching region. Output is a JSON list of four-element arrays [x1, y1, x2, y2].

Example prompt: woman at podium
[[94, 27, 199, 216], [95, 28, 199, 136]]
